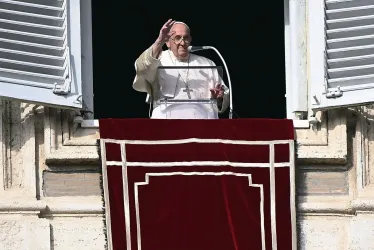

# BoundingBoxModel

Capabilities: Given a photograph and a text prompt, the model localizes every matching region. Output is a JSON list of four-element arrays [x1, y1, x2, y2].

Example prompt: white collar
[[167, 50, 189, 64]]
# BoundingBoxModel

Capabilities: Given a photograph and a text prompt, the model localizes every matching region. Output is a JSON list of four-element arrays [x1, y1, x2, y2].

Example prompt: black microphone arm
[[188, 46, 233, 119]]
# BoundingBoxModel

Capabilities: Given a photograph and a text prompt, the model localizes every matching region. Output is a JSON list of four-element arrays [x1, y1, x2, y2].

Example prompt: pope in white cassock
[[132, 19, 230, 119]]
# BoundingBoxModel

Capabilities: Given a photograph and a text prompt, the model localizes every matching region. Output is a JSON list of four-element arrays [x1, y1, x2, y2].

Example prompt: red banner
[[99, 119, 297, 250]]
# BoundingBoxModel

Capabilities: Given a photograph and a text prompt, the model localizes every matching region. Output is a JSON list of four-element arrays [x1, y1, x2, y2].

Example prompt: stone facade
[[0, 102, 105, 250], [1, 99, 373, 249]]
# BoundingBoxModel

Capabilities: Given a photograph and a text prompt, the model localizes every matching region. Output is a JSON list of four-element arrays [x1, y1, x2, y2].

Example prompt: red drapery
[[99, 118, 296, 250]]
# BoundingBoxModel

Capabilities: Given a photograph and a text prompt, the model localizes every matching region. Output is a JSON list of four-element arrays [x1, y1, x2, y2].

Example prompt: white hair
[[173, 21, 190, 30]]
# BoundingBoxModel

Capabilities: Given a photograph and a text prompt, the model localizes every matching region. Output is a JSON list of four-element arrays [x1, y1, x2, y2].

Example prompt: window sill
[[81, 119, 310, 129], [293, 119, 310, 129], [81, 119, 99, 128]]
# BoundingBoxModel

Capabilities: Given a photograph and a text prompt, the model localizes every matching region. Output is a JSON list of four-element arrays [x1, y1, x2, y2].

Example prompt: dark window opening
[[92, 3, 286, 119]]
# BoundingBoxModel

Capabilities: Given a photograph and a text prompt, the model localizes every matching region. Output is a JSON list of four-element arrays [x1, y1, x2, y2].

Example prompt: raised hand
[[157, 19, 176, 43], [152, 19, 176, 58]]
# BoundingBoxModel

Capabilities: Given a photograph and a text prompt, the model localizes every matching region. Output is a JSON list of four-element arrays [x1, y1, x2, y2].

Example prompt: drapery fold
[[100, 118, 296, 250]]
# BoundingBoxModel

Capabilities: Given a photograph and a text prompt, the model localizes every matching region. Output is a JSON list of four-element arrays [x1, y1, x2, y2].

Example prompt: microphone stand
[[188, 46, 234, 119]]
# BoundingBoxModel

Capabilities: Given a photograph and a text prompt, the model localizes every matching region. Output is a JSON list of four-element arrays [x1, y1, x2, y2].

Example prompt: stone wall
[[0, 101, 105, 250], [1, 100, 374, 249], [43, 167, 101, 197]]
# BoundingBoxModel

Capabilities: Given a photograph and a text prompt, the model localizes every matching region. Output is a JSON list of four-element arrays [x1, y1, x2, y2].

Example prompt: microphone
[[187, 46, 211, 52], [188, 45, 234, 119]]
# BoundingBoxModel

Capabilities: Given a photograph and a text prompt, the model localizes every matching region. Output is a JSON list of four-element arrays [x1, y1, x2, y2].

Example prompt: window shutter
[[310, 0, 374, 110], [0, 0, 83, 109]]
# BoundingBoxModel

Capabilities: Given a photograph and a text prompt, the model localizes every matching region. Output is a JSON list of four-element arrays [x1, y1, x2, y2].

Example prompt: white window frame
[[308, 0, 374, 111], [284, 0, 310, 129], [62, 0, 94, 120], [80, 0, 94, 118], [308, 0, 330, 110]]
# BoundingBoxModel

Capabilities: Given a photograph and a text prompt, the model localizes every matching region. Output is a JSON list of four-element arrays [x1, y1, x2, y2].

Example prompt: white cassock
[[133, 46, 230, 119]]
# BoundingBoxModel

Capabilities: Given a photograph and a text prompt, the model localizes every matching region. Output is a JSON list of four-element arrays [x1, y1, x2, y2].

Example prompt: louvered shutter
[[310, 0, 374, 110], [0, 0, 83, 109]]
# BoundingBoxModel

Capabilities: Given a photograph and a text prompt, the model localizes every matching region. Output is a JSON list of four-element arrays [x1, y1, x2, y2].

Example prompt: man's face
[[166, 23, 192, 60]]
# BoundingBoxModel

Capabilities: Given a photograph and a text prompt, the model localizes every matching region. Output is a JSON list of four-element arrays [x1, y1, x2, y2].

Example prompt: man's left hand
[[210, 84, 224, 100]]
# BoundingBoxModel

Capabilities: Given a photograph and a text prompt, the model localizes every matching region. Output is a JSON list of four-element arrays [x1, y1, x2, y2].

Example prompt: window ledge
[[81, 119, 99, 128], [81, 119, 310, 129], [293, 119, 310, 129]]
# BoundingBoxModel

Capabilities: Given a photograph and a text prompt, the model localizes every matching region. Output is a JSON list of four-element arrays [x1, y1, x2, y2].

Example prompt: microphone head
[[188, 46, 206, 52]]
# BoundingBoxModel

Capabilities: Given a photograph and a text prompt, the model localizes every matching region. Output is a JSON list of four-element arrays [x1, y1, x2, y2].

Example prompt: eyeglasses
[[170, 36, 191, 44]]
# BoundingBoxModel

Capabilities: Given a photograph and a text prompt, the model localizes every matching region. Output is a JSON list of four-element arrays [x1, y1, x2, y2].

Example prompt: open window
[[309, 0, 374, 110], [0, 0, 91, 110], [0, 1, 292, 126]]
